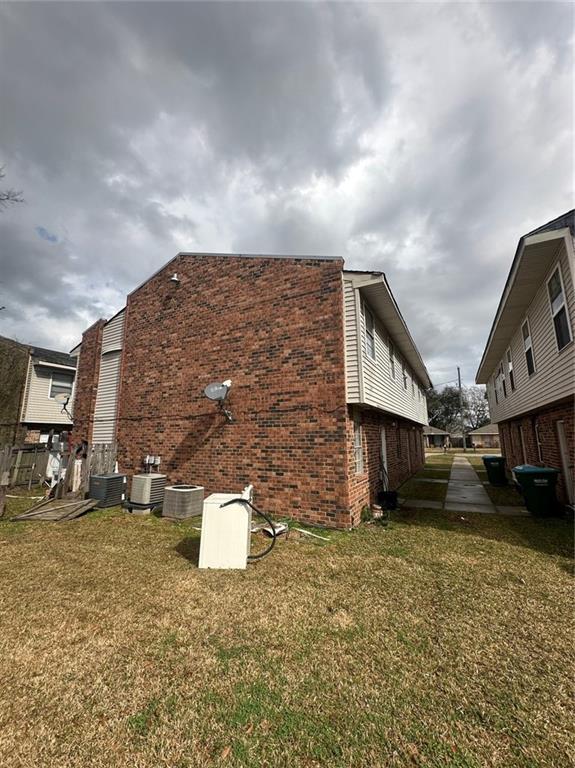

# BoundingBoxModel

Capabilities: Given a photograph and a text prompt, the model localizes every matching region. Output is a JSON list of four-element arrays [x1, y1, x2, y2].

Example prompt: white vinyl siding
[[21, 364, 75, 425], [92, 352, 122, 443], [486, 242, 575, 423], [92, 309, 125, 443], [547, 264, 572, 351], [343, 277, 428, 425]]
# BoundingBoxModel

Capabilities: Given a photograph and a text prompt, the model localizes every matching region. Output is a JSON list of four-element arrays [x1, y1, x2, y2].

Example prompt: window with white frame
[[389, 340, 395, 379], [364, 304, 376, 360], [50, 371, 74, 399], [353, 416, 364, 473], [411, 376, 415, 396], [402, 361, 408, 390], [499, 362, 507, 398], [547, 265, 572, 351], [506, 348, 515, 392], [492, 375, 499, 405], [522, 319, 535, 376]]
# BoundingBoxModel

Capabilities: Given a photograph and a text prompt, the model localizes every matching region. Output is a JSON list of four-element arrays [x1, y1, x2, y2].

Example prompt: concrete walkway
[[445, 456, 497, 514]]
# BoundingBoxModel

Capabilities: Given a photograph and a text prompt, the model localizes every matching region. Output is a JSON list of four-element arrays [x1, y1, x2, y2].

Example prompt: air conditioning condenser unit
[[162, 485, 204, 520], [130, 473, 167, 506]]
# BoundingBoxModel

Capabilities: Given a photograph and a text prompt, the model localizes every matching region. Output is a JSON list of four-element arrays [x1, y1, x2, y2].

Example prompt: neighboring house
[[468, 423, 500, 449], [0, 335, 76, 445], [72, 252, 431, 528], [476, 210, 575, 507], [423, 425, 450, 448]]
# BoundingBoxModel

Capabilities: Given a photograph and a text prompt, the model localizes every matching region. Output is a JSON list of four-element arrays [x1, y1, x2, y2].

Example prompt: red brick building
[[476, 211, 575, 509], [72, 253, 431, 528]]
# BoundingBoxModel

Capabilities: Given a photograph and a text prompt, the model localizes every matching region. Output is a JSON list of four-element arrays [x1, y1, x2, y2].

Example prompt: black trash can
[[512, 465, 560, 516], [482, 455, 507, 486]]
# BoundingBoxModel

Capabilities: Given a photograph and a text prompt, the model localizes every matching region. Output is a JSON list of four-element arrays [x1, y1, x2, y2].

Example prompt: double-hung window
[[499, 362, 507, 398], [506, 348, 515, 392], [547, 265, 572, 351], [389, 341, 396, 379], [402, 362, 408, 390], [522, 320, 535, 376], [364, 304, 376, 360], [353, 417, 364, 474], [50, 371, 74, 399]]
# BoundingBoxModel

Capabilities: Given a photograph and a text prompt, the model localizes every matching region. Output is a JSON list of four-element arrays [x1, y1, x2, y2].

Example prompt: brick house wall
[[0, 336, 29, 446], [72, 319, 105, 443], [498, 396, 574, 504], [115, 254, 353, 528], [347, 406, 425, 524]]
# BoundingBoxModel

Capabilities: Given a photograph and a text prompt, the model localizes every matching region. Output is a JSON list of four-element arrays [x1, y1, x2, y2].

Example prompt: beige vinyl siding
[[487, 241, 575, 423], [343, 279, 360, 401], [344, 280, 428, 425], [101, 309, 125, 353], [92, 311, 125, 443], [21, 364, 74, 425], [92, 352, 121, 443]]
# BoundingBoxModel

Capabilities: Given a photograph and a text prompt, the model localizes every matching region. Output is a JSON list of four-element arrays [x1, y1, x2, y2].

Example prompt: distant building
[[423, 425, 450, 448], [468, 424, 500, 449], [476, 210, 574, 507], [0, 335, 76, 445]]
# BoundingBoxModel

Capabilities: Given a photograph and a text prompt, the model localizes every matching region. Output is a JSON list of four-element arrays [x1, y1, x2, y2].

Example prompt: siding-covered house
[[0, 335, 76, 445], [468, 424, 500, 449], [476, 211, 574, 507], [423, 425, 451, 448], [72, 253, 431, 528]]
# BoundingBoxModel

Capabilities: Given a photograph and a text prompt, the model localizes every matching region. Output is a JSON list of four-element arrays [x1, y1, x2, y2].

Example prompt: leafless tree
[[0, 167, 24, 210]]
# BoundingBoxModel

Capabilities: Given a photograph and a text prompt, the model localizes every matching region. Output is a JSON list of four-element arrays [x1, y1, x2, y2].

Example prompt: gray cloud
[[0, 1, 572, 383]]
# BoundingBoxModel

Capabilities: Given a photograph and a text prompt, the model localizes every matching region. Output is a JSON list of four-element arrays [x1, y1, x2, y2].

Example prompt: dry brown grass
[[0, 499, 573, 768]]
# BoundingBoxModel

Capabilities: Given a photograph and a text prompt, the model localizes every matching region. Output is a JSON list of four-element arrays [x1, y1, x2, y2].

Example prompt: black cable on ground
[[219, 497, 277, 561]]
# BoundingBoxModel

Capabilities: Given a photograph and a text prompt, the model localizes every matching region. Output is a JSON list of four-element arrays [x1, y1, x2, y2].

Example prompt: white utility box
[[198, 487, 253, 570]]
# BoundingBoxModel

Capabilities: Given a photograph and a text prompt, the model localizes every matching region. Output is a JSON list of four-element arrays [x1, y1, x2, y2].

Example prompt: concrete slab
[[399, 498, 443, 510], [495, 506, 530, 516], [444, 502, 496, 514], [412, 477, 449, 484]]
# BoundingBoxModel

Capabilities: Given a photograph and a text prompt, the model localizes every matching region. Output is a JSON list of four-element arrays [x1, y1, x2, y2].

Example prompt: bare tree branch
[[0, 167, 24, 211]]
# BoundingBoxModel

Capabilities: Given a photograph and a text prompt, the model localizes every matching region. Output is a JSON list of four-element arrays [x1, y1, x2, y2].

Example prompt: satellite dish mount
[[54, 392, 72, 418], [203, 379, 233, 422]]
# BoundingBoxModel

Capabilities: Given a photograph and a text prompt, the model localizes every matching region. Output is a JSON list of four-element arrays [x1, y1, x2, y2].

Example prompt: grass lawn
[[484, 483, 526, 507], [399, 479, 448, 503], [415, 468, 451, 480], [0, 499, 573, 767]]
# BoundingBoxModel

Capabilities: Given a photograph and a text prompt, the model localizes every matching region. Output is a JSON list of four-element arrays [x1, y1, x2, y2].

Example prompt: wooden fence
[[0, 442, 118, 516]]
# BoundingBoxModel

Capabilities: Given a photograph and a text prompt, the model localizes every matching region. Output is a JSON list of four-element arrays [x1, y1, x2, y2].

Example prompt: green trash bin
[[512, 465, 560, 516], [482, 455, 507, 486]]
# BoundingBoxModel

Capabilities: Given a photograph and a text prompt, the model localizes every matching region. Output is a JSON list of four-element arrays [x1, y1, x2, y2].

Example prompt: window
[[402, 362, 408, 390], [522, 320, 535, 376], [411, 377, 415, 396], [50, 372, 74, 399], [506, 348, 515, 392], [389, 340, 395, 378], [499, 362, 507, 398], [493, 376, 499, 405], [364, 304, 376, 360], [353, 417, 364, 474], [547, 266, 572, 351]]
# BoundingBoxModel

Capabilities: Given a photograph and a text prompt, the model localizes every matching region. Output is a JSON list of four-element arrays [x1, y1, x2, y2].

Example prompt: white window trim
[[521, 317, 536, 377], [506, 347, 515, 392], [49, 370, 74, 400], [363, 303, 376, 360], [547, 263, 573, 352], [353, 416, 364, 474]]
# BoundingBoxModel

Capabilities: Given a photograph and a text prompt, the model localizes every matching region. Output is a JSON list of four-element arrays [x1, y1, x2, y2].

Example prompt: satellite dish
[[204, 381, 231, 401], [54, 393, 70, 405]]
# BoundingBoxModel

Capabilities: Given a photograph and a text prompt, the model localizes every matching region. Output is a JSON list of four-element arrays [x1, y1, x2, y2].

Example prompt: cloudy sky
[[0, 1, 572, 385]]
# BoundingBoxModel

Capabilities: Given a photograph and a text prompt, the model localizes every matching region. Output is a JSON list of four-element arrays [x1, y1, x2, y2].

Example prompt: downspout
[[354, 286, 365, 403]]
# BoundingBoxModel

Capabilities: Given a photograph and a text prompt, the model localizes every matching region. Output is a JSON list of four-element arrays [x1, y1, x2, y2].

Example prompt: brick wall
[[116, 255, 352, 528], [72, 320, 105, 443], [0, 336, 29, 446], [346, 406, 425, 525], [498, 396, 574, 504]]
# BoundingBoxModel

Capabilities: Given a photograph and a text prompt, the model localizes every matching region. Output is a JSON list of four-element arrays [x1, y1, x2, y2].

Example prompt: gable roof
[[0, 335, 76, 368], [468, 423, 499, 435], [476, 210, 574, 383], [423, 425, 450, 435]]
